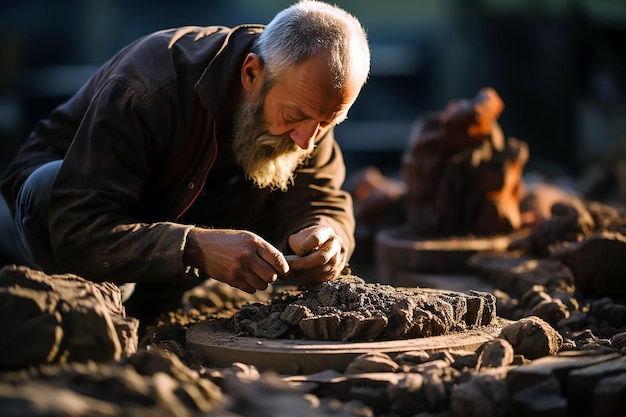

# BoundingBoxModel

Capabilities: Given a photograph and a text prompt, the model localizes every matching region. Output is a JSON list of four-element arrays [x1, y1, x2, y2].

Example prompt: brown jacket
[[1, 25, 355, 284]]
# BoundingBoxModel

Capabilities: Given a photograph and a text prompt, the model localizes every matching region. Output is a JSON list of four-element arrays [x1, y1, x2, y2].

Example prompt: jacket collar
[[194, 24, 264, 116]]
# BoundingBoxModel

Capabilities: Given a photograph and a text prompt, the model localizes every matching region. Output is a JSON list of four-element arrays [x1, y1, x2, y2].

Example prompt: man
[[1, 1, 370, 323]]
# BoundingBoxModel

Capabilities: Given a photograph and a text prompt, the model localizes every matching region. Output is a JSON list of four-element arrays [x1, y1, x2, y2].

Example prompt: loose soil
[[225, 275, 496, 342]]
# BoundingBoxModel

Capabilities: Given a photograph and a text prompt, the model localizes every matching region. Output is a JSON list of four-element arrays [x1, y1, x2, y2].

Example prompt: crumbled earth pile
[[229, 275, 496, 341]]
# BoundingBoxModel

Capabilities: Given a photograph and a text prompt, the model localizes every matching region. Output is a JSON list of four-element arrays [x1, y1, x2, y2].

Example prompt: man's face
[[232, 86, 313, 192], [233, 54, 362, 191]]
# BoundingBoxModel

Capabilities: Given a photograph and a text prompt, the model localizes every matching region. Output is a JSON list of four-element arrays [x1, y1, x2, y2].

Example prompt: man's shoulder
[[160, 26, 231, 49], [155, 24, 264, 50], [104, 26, 235, 98]]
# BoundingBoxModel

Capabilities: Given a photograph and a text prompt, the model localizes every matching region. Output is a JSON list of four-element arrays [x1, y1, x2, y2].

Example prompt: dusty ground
[[1, 259, 626, 417]]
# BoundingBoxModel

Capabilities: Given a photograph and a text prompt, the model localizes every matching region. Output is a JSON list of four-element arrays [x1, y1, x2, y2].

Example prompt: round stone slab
[[376, 225, 512, 273], [186, 317, 510, 375]]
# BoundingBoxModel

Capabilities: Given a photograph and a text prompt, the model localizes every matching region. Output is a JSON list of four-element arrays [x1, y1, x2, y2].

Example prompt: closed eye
[[282, 110, 309, 124], [282, 108, 348, 127]]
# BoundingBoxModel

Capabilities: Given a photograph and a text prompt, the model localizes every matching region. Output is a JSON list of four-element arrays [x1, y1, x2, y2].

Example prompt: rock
[[469, 254, 574, 297], [209, 362, 261, 382], [300, 314, 342, 340], [402, 359, 451, 375], [0, 348, 223, 416], [506, 352, 620, 396], [466, 291, 497, 326], [343, 166, 407, 238], [389, 372, 446, 415], [394, 350, 430, 366], [508, 377, 568, 417], [477, 339, 514, 370], [303, 372, 405, 414], [557, 310, 587, 332], [530, 299, 569, 328], [592, 372, 626, 417], [551, 231, 626, 297], [492, 289, 521, 320], [345, 352, 399, 374], [499, 316, 562, 360], [609, 331, 626, 351], [402, 87, 529, 236], [428, 350, 456, 365], [519, 285, 552, 311], [567, 355, 626, 417], [449, 370, 509, 417], [0, 265, 138, 368], [449, 350, 479, 370], [509, 199, 595, 258]]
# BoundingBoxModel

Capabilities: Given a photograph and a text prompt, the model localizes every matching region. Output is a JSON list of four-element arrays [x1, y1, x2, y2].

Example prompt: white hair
[[251, 0, 370, 90]]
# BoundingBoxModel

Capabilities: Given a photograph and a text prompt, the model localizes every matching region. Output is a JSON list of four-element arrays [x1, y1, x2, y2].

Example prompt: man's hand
[[286, 225, 347, 283], [184, 228, 289, 293]]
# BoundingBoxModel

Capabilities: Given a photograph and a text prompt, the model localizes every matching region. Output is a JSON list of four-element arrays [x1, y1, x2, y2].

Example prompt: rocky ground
[[1, 236, 626, 417]]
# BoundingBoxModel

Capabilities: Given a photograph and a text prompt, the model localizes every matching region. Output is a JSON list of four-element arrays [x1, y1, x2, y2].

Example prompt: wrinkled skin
[[286, 225, 348, 284], [185, 225, 347, 294]]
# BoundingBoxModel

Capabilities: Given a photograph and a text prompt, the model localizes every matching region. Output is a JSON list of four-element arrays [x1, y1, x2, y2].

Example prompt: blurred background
[[2, 0, 626, 196]]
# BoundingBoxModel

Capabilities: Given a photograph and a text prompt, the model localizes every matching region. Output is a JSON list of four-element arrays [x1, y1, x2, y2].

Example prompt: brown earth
[[2, 263, 625, 417]]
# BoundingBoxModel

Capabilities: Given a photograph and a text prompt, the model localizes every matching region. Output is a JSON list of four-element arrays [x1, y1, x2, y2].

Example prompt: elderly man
[[1, 1, 370, 324]]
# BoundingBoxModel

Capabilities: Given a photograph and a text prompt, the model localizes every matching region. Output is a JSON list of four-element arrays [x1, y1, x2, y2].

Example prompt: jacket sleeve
[[273, 128, 356, 259], [48, 78, 197, 285]]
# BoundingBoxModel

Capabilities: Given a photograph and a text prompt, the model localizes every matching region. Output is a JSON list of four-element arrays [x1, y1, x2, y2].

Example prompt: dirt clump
[[229, 275, 496, 342]]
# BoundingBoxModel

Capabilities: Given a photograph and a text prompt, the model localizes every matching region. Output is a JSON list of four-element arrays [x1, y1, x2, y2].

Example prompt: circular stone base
[[376, 224, 513, 285], [186, 317, 511, 375]]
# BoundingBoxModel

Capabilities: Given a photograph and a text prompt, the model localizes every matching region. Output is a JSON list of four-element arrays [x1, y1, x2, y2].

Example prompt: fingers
[[256, 244, 290, 276], [289, 226, 334, 256], [230, 278, 257, 294], [231, 243, 290, 293], [289, 253, 345, 283], [286, 237, 347, 283], [234, 270, 271, 293]]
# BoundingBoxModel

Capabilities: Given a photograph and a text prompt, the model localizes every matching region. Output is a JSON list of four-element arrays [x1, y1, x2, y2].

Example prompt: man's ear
[[241, 53, 264, 93]]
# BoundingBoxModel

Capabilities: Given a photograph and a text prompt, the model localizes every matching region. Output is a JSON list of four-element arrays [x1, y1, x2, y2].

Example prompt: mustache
[[256, 132, 300, 154]]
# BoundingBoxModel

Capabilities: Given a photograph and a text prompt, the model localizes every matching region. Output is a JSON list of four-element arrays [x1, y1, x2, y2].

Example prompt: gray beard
[[231, 93, 313, 191]]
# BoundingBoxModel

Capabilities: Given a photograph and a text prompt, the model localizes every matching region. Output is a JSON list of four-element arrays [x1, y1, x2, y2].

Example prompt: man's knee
[[14, 160, 62, 271]]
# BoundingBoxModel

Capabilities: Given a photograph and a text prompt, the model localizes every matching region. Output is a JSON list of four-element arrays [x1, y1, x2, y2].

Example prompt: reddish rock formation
[[402, 87, 529, 237]]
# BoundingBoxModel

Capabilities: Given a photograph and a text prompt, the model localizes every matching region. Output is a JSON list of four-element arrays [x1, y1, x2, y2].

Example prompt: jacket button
[[103, 261, 110, 269], [187, 182, 195, 189]]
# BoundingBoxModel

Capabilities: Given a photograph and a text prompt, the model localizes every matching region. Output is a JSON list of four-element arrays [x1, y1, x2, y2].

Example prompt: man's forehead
[[287, 92, 354, 123], [273, 55, 361, 122]]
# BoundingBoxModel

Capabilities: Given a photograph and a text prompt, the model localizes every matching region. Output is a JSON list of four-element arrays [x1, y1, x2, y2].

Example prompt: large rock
[[0, 265, 138, 368], [402, 87, 529, 237], [499, 316, 562, 360], [551, 231, 626, 297]]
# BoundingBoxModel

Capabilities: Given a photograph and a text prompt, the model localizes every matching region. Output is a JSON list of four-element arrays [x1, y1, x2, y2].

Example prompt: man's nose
[[290, 121, 319, 149]]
